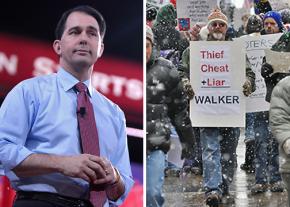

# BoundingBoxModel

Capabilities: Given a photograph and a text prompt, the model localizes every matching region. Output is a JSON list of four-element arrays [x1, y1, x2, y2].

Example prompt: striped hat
[[207, 7, 228, 27]]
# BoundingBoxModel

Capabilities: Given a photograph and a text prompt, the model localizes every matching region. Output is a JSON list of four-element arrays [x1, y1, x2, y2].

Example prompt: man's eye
[[89, 32, 97, 36], [69, 31, 78, 35]]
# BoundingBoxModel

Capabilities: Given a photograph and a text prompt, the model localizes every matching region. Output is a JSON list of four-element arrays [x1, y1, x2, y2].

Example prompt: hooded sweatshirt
[[152, 3, 189, 54]]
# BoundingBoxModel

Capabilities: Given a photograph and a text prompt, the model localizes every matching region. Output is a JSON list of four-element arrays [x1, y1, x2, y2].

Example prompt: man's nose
[[79, 32, 88, 44]]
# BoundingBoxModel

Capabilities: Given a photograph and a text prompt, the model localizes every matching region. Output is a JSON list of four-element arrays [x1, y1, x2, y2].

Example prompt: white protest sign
[[176, 0, 217, 31], [268, 0, 290, 11], [265, 49, 290, 73], [233, 8, 251, 30], [190, 41, 245, 127], [147, 0, 170, 8], [235, 33, 282, 113]]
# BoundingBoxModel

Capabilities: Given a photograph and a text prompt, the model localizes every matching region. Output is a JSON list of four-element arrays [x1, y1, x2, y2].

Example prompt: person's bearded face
[[264, 17, 280, 34], [208, 21, 228, 40]]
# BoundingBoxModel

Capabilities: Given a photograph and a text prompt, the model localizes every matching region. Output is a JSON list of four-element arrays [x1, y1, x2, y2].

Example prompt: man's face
[[54, 11, 104, 70], [208, 21, 227, 41], [264, 17, 280, 34], [146, 39, 153, 63]]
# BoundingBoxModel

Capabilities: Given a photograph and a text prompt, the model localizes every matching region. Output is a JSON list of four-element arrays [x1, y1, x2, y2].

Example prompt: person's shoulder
[[21, 73, 56, 84], [92, 89, 124, 115], [153, 57, 178, 76], [13, 73, 57, 91], [272, 76, 290, 99], [4, 74, 57, 105], [276, 76, 290, 88], [155, 57, 175, 69]]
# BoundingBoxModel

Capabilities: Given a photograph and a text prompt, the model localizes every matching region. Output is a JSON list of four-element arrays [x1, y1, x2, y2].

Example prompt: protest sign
[[265, 49, 290, 74], [190, 41, 245, 127], [147, 0, 170, 8], [176, 0, 217, 31], [268, 0, 290, 11], [236, 33, 282, 112]]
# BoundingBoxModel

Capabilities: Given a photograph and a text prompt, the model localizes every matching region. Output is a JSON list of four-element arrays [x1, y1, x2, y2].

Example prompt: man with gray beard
[[187, 7, 255, 207]]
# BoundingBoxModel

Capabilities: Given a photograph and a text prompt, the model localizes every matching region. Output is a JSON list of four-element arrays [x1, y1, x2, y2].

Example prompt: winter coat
[[146, 55, 195, 154], [152, 4, 189, 54], [270, 76, 290, 173], [261, 32, 290, 102]]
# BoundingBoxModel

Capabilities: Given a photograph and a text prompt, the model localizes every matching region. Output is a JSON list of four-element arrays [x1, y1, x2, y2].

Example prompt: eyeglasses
[[211, 22, 226, 28]]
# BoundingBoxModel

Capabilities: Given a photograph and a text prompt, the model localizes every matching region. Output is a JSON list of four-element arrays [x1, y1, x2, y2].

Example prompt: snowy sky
[[232, 0, 245, 8]]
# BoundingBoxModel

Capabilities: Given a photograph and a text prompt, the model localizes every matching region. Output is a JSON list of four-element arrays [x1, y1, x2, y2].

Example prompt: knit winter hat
[[146, 25, 154, 44], [263, 11, 284, 31], [207, 7, 228, 27], [280, 8, 290, 24], [271, 32, 290, 52], [170, 0, 176, 8]]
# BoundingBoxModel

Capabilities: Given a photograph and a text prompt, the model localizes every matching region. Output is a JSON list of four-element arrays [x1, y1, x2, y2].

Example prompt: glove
[[261, 62, 273, 79], [188, 24, 201, 41], [182, 78, 195, 100], [243, 79, 252, 96], [180, 143, 194, 160], [283, 139, 290, 155]]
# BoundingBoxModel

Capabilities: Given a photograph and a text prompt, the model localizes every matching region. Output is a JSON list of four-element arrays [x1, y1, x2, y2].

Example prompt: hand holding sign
[[261, 62, 274, 78], [243, 79, 253, 96], [184, 24, 201, 41]]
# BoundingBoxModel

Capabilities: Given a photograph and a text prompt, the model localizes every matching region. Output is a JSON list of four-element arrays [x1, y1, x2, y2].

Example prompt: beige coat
[[270, 76, 290, 173]]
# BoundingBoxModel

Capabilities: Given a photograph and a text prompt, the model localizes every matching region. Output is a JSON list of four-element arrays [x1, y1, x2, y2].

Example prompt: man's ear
[[53, 40, 61, 56], [97, 42, 104, 58]]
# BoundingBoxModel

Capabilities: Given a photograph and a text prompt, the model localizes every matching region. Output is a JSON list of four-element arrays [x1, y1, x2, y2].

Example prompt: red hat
[[170, 0, 176, 8]]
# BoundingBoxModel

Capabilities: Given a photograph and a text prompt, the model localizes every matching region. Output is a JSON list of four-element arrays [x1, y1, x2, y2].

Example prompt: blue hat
[[263, 11, 284, 32]]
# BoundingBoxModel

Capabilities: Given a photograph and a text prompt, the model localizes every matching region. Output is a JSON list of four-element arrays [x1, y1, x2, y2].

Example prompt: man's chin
[[265, 30, 274, 34], [212, 32, 224, 40], [72, 59, 93, 70]]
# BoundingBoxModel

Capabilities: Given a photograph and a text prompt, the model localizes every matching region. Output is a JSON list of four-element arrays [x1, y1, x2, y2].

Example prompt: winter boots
[[240, 140, 255, 173]]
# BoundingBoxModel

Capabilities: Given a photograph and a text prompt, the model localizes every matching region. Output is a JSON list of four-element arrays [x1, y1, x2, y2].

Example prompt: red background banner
[[0, 34, 143, 125]]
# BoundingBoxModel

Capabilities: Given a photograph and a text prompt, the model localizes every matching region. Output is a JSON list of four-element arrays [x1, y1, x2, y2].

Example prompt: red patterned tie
[[75, 82, 107, 207]]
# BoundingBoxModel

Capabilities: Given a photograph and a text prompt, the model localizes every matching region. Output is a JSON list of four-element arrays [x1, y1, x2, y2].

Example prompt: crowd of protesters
[[146, 0, 290, 206]]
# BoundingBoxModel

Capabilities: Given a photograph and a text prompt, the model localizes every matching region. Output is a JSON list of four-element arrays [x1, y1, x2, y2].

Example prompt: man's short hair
[[55, 5, 106, 40], [246, 14, 263, 34]]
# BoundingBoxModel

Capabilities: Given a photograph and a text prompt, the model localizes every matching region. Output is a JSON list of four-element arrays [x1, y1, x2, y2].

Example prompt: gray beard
[[212, 32, 224, 40]]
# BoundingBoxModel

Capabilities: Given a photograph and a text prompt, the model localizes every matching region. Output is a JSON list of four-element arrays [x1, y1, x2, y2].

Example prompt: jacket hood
[[154, 3, 177, 27], [246, 14, 263, 34]]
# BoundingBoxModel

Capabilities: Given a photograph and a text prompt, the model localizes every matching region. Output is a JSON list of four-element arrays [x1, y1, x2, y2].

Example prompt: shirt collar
[[57, 68, 94, 97]]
